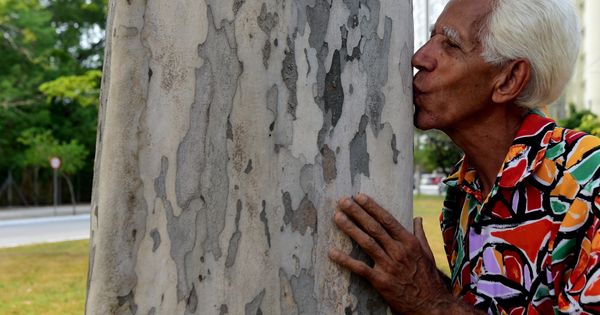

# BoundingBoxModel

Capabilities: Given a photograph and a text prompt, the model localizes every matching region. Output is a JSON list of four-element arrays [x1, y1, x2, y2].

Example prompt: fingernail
[[328, 248, 339, 259], [338, 197, 351, 208], [334, 211, 348, 222], [354, 193, 367, 204]]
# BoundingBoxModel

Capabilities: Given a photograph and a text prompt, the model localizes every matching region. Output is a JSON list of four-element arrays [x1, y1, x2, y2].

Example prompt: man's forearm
[[416, 270, 484, 315], [417, 296, 486, 315], [438, 269, 451, 289]]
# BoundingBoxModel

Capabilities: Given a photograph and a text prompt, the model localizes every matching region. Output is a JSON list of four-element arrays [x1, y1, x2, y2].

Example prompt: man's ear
[[492, 59, 531, 104]]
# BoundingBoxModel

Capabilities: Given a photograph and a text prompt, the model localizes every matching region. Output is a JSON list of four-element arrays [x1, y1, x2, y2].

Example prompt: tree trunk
[[62, 173, 77, 214], [87, 0, 413, 314]]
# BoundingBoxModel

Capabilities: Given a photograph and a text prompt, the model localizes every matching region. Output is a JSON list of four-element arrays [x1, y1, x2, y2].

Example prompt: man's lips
[[413, 85, 424, 103]]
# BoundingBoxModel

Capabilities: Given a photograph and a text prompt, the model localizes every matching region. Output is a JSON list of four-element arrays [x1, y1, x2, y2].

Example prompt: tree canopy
[[0, 0, 107, 205]]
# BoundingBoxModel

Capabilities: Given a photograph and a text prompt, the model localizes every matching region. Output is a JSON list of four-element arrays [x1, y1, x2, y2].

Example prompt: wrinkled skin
[[328, 194, 481, 314]]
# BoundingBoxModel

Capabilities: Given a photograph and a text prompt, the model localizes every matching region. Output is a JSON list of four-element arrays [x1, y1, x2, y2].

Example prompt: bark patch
[[225, 201, 243, 268], [282, 37, 298, 119], [150, 228, 161, 252], [321, 145, 337, 183], [260, 200, 271, 248], [282, 192, 317, 235], [349, 115, 370, 184], [244, 289, 266, 315]]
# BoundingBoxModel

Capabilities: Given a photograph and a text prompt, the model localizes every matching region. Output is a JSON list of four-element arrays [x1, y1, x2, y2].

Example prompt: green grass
[[413, 194, 450, 276], [0, 240, 89, 315], [0, 196, 447, 314]]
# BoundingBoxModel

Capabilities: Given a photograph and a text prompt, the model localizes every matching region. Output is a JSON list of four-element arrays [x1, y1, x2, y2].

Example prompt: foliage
[[414, 130, 463, 175], [558, 104, 600, 137], [39, 70, 103, 107], [0, 240, 88, 315], [17, 129, 88, 175], [0, 0, 106, 205]]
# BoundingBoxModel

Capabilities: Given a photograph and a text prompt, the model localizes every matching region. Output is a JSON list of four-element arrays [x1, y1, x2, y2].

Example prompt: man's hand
[[328, 193, 458, 314]]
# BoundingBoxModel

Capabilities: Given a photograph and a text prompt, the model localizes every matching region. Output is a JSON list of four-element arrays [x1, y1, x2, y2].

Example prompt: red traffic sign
[[50, 157, 61, 169]]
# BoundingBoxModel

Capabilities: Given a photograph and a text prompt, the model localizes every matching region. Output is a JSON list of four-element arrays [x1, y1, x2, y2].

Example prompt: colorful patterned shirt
[[441, 113, 600, 314]]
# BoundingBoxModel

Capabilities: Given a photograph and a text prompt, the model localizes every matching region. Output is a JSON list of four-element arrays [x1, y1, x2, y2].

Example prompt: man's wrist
[[415, 295, 484, 315]]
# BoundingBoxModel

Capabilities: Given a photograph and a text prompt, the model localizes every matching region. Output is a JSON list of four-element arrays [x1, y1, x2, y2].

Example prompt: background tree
[[414, 130, 463, 175], [18, 129, 88, 209], [0, 0, 106, 206], [558, 104, 600, 136]]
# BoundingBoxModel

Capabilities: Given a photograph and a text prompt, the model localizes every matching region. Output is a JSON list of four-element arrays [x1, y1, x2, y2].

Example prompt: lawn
[[0, 195, 446, 314], [412, 194, 449, 275], [0, 240, 89, 315]]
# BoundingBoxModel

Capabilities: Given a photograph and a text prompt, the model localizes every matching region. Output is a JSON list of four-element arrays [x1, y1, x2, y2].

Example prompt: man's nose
[[411, 42, 437, 72]]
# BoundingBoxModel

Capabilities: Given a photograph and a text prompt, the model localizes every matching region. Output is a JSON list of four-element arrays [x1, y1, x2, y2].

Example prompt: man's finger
[[413, 217, 435, 263], [353, 193, 411, 241], [333, 211, 391, 264], [337, 197, 395, 248], [328, 248, 377, 281]]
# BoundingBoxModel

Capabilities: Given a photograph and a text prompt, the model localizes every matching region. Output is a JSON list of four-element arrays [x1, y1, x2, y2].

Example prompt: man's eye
[[445, 40, 460, 49]]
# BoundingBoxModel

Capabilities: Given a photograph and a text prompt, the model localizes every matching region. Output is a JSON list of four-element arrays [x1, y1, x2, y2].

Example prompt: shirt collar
[[444, 112, 556, 200]]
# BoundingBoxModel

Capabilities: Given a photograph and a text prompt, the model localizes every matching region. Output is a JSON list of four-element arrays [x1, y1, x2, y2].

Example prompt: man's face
[[412, 0, 499, 132]]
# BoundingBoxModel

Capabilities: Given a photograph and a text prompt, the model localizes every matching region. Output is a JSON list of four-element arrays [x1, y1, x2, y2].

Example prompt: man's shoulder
[[548, 126, 600, 187]]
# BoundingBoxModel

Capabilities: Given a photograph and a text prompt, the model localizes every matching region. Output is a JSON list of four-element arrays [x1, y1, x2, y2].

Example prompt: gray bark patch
[[175, 7, 242, 265], [227, 115, 233, 140], [150, 228, 161, 252], [262, 40, 271, 69], [245, 289, 266, 315], [289, 268, 317, 315], [391, 134, 399, 164], [349, 115, 370, 185], [348, 242, 386, 314], [157, 156, 197, 301], [282, 37, 298, 119], [232, 0, 245, 15], [225, 202, 243, 268], [185, 284, 198, 314], [260, 200, 271, 248], [266, 85, 278, 136], [219, 304, 229, 315], [362, 14, 392, 136], [257, 3, 279, 36], [282, 192, 317, 235], [244, 159, 253, 174], [117, 290, 138, 314], [320, 145, 337, 183], [324, 50, 344, 127]]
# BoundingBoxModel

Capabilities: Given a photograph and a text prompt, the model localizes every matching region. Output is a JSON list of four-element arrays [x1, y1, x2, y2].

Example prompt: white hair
[[480, 0, 581, 109]]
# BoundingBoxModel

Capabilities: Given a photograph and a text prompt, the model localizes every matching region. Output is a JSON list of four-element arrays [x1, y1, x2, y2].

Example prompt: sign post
[[50, 157, 61, 216]]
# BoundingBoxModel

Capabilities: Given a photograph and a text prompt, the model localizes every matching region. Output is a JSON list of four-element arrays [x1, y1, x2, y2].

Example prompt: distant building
[[413, 0, 449, 52], [565, 0, 600, 116]]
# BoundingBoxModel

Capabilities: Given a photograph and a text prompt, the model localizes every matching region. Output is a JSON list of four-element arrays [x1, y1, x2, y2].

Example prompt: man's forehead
[[441, 0, 494, 21], [434, 0, 493, 41]]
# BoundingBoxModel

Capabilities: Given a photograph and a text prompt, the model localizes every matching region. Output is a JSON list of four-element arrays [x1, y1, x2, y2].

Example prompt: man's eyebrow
[[442, 26, 463, 46]]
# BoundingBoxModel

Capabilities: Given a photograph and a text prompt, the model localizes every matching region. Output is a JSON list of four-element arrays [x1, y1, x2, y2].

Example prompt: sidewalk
[[0, 204, 91, 221]]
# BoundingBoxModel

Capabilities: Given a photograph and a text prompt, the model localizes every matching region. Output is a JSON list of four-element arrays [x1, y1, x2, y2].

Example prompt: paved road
[[0, 214, 90, 248], [0, 204, 91, 220]]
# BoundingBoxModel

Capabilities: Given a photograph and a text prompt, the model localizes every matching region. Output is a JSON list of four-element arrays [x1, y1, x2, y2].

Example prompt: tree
[[17, 129, 88, 208], [87, 0, 414, 314], [414, 129, 463, 175], [558, 104, 600, 137], [0, 0, 106, 205]]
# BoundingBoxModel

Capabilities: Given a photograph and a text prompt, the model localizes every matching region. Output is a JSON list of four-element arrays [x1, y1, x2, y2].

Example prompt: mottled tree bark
[[87, 0, 413, 314]]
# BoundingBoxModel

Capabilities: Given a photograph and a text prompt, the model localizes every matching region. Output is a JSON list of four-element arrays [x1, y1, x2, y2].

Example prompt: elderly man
[[329, 0, 600, 314]]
